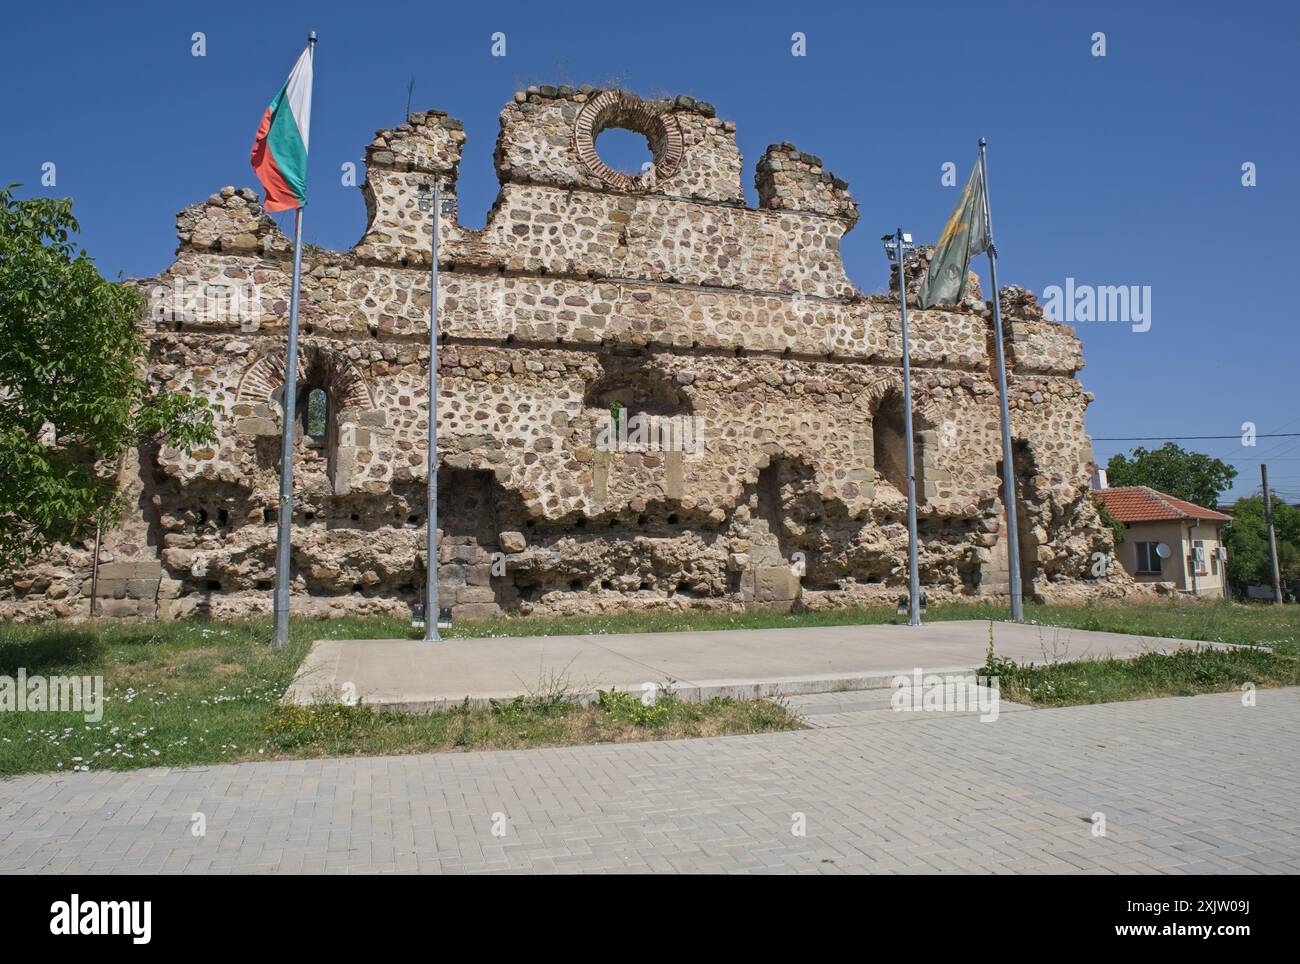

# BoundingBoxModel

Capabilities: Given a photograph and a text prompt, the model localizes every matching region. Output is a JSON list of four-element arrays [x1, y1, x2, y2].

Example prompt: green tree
[[1224, 496, 1300, 591], [1106, 442, 1237, 509], [0, 186, 214, 567]]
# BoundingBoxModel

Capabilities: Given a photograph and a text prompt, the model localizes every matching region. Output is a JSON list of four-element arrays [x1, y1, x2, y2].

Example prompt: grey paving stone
[[1, 687, 1297, 874]]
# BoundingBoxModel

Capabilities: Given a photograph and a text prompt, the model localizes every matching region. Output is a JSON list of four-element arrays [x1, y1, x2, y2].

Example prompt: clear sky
[[4, 0, 1296, 503]]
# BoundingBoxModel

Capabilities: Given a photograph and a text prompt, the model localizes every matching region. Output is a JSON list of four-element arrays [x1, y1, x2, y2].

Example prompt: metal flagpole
[[896, 229, 923, 627], [272, 31, 316, 647], [273, 204, 306, 646], [979, 137, 1025, 621], [424, 180, 442, 641]]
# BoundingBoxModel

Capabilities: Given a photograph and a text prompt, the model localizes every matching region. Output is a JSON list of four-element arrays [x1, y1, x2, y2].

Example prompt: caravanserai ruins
[[1, 87, 1130, 622]]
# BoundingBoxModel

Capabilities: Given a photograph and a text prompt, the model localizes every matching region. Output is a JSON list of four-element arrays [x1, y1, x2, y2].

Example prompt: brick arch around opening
[[583, 364, 694, 416], [233, 342, 382, 496], [574, 90, 685, 193], [858, 376, 950, 502], [857, 376, 945, 431], [236, 342, 377, 413]]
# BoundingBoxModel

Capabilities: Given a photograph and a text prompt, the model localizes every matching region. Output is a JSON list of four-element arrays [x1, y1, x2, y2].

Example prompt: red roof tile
[[1093, 486, 1232, 524]]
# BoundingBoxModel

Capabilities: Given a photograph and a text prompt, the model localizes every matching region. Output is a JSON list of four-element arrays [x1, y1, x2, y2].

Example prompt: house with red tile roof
[[1092, 485, 1232, 597]]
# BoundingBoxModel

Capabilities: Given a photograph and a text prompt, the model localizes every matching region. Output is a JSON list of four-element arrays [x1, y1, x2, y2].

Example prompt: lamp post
[[882, 229, 922, 627], [417, 180, 453, 641]]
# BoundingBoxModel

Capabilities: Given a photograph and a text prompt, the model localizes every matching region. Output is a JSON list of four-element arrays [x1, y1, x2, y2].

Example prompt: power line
[[1092, 433, 1300, 441]]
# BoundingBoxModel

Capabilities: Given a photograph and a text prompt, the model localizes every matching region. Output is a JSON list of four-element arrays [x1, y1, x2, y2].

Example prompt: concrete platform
[[284, 618, 1222, 712]]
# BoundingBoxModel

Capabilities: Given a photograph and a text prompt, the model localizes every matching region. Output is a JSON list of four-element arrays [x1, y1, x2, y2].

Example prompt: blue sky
[[4, 0, 1297, 502]]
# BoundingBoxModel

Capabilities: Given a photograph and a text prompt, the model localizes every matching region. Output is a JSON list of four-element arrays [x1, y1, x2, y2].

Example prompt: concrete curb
[[351, 665, 986, 714]]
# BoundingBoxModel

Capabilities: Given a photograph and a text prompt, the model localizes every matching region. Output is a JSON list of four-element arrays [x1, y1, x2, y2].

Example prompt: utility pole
[[1262, 463, 1284, 604]]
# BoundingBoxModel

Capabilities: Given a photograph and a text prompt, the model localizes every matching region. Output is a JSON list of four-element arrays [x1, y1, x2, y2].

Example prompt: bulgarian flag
[[250, 42, 314, 212]]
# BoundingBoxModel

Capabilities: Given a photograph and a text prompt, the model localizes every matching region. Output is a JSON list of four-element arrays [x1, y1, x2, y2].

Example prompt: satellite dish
[[1155, 543, 1172, 559]]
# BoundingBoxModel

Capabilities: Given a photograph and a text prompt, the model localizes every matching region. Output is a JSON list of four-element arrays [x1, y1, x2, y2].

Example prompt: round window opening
[[574, 90, 684, 193], [595, 127, 654, 177]]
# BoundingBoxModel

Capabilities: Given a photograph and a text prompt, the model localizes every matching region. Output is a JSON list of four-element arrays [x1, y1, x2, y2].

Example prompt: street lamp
[[417, 181, 454, 641], [882, 229, 922, 627]]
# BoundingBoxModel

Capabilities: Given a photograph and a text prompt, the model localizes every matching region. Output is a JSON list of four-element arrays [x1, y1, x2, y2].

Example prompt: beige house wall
[[1118, 519, 1227, 598], [1186, 520, 1228, 598]]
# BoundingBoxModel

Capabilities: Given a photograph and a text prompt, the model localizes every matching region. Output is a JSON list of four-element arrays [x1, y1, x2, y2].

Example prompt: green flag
[[918, 158, 989, 308]]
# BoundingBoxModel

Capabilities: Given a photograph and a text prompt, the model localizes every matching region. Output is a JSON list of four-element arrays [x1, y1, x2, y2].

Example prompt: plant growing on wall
[[1096, 500, 1125, 547], [0, 186, 215, 567]]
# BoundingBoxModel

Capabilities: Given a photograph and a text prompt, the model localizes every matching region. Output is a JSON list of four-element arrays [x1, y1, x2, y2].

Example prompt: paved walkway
[[286, 619, 1218, 709], [2, 687, 1296, 874]]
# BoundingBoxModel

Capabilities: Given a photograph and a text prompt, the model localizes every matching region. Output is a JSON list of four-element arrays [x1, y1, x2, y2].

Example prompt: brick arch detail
[[236, 341, 376, 412], [857, 377, 945, 431], [574, 90, 685, 193]]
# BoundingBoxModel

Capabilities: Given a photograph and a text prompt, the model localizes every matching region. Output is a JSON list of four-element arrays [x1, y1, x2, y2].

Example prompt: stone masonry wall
[[0, 86, 1130, 622]]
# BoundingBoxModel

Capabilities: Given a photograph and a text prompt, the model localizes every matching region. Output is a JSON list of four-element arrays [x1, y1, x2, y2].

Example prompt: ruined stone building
[[1, 87, 1129, 622]]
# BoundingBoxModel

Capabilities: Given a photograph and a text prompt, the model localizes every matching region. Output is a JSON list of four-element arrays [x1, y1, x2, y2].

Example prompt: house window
[[1192, 539, 1208, 576], [1135, 542, 1162, 574]]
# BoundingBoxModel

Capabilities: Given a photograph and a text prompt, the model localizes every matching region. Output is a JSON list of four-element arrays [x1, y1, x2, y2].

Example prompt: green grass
[[0, 616, 802, 777], [984, 645, 1300, 707], [1, 598, 1296, 776], [262, 689, 799, 761], [1012, 600, 1299, 656]]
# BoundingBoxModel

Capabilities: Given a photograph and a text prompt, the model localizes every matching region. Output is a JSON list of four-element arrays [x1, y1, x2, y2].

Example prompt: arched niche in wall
[[583, 362, 700, 505], [583, 366, 694, 416], [234, 341, 386, 495], [860, 378, 943, 503]]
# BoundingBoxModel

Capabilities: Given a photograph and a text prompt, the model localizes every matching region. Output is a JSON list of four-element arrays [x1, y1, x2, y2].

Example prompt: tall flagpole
[[979, 137, 1025, 621], [272, 31, 316, 647]]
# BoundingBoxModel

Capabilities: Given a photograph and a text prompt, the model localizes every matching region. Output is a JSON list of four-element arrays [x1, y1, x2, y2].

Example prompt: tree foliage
[[1224, 496, 1300, 590], [0, 185, 214, 567], [1106, 442, 1237, 509]]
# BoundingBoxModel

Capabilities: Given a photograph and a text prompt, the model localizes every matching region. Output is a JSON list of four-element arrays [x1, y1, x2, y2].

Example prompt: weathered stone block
[[125, 578, 161, 600], [453, 602, 503, 620], [754, 566, 800, 603], [235, 417, 279, 436]]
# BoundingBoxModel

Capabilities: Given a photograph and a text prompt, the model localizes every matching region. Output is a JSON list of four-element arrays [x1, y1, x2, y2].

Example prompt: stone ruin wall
[[0, 86, 1132, 622]]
